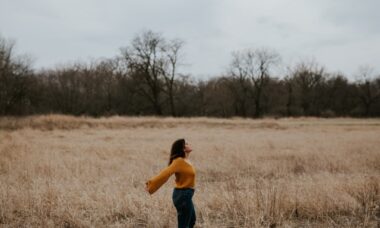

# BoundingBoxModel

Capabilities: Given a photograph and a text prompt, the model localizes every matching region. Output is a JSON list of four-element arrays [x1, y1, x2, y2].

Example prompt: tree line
[[1, 31, 379, 117]]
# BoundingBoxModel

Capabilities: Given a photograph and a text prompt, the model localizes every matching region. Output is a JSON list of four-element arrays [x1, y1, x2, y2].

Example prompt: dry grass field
[[0, 115, 379, 227]]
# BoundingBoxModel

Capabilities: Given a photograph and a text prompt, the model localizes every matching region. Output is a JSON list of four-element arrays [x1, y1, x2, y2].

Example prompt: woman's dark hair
[[168, 139, 186, 165]]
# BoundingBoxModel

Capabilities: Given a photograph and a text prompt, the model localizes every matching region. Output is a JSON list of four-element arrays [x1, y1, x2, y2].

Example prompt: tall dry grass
[[0, 115, 379, 227]]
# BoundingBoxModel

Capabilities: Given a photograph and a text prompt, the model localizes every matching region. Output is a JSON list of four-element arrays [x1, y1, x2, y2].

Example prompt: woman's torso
[[174, 157, 196, 189]]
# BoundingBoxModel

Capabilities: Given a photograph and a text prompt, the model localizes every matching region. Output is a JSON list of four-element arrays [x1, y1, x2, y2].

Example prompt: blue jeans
[[172, 188, 196, 228]]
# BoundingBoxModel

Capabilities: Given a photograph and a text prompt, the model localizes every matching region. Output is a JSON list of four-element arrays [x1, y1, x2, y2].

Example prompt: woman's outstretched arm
[[146, 159, 180, 194]]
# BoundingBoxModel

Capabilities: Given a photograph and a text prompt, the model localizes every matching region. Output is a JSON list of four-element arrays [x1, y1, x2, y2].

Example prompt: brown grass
[[0, 115, 379, 227]]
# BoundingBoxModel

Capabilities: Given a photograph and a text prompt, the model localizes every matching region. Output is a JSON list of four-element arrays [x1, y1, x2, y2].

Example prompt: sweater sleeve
[[146, 159, 180, 194]]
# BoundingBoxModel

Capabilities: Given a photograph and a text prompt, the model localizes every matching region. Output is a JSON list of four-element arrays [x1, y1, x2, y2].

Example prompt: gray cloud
[[0, 0, 379, 79], [318, 0, 380, 34]]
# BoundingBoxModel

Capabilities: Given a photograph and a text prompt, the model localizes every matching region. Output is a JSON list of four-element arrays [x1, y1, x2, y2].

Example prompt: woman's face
[[184, 142, 192, 153]]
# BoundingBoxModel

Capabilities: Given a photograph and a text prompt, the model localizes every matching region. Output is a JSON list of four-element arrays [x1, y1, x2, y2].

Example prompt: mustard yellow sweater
[[146, 157, 195, 194]]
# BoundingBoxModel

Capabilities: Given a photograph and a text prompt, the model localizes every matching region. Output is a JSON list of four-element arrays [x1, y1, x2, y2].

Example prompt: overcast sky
[[1, 0, 379, 80]]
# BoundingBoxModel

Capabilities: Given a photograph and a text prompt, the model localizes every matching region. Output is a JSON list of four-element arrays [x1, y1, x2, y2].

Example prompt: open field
[[0, 115, 379, 227]]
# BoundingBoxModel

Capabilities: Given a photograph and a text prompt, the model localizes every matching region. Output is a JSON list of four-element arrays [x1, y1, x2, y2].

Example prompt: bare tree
[[93, 59, 118, 114], [161, 38, 184, 116], [227, 51, 252, 117], [355, 66, 380, 116], [291, 61, 326, 116], [284, 75, 295, 116], [228, 48, 280, 117], [0, 36, 33, 115], [120, 30, 166, 115]]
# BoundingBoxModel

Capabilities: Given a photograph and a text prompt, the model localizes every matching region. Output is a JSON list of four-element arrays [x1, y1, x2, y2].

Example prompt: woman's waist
[[173, 187, 195, 192]]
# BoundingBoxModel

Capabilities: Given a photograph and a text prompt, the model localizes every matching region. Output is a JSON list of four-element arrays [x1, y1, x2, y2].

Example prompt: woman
[[145, 139, 196, 228]]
